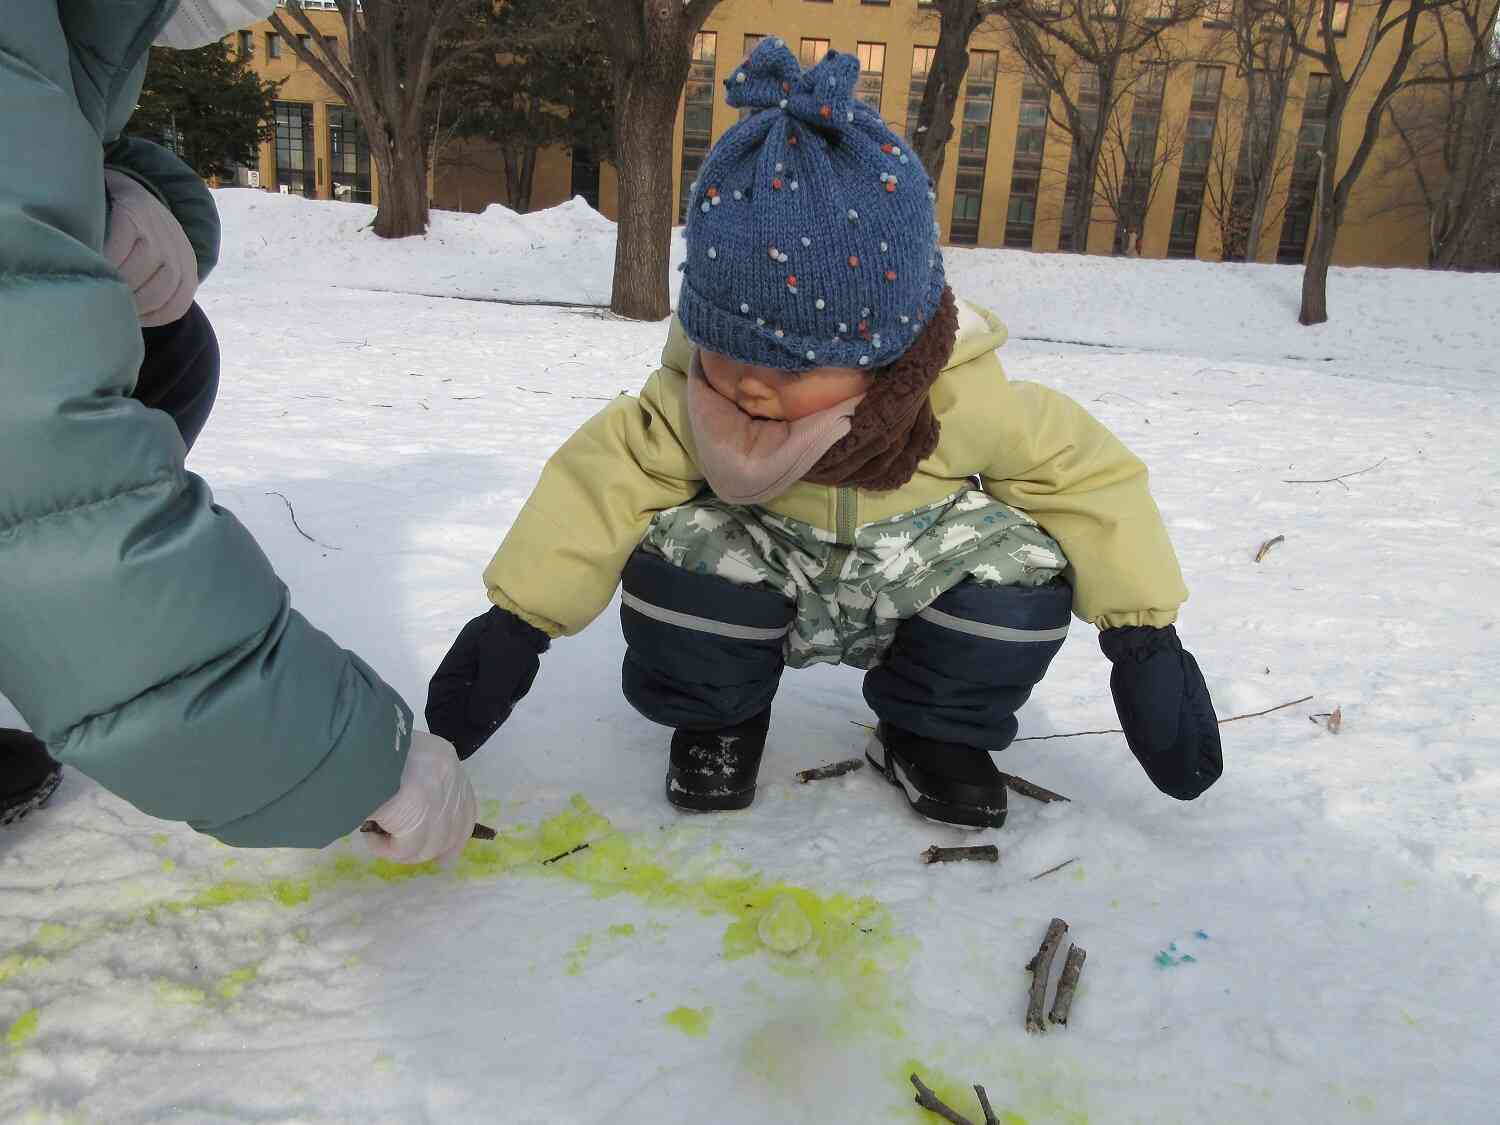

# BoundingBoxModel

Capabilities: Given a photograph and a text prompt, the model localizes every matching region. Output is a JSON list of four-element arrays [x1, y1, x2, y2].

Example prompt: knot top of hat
[[676, 37, 946, 374], [724, 37, 862, 135]]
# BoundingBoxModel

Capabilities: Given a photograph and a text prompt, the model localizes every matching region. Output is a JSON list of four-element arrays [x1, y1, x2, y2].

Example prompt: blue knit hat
[[677, 37, 946, 373]]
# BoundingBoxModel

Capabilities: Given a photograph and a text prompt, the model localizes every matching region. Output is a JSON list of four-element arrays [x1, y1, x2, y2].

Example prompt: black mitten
[[426, 607, 550, 760], [1099, 625, 1222, 800]]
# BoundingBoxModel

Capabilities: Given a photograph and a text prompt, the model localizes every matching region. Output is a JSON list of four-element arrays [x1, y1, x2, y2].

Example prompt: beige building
[[233, 0, 1441, 266]]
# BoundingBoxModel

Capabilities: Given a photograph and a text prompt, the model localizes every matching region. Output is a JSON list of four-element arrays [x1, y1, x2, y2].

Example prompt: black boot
[[666, 709, 771, 812], [866, 722, 1007, 829], [1, 729, 63, 827]]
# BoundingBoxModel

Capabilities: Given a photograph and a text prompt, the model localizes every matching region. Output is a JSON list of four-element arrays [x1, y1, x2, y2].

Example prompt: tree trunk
[[911, 0, 983, 188], [1243, 88, 1289, 263], [370, 127, 431, 238], [1298, 171, 1338, 326], [609, 76, 679, 319]]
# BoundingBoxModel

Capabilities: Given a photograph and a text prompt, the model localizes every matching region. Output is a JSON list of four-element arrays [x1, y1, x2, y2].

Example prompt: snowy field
[[3, 191, 1499, 1124]]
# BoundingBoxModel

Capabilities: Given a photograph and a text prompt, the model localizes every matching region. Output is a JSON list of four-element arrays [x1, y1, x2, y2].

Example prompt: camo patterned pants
[[639, 489, 1069, 670]]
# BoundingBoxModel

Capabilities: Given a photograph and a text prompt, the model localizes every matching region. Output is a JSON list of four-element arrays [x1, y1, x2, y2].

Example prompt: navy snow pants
[[620, 548, 1072, 751]]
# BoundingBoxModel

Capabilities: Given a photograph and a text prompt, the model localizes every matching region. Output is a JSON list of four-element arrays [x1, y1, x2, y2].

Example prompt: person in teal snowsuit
[[0, 0, 475, 862]]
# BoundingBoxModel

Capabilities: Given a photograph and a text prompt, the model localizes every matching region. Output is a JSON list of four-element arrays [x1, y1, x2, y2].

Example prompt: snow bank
[[214, 188, 1500, 387]]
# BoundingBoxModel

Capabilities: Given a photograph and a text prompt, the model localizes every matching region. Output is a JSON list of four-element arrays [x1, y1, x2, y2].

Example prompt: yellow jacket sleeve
[[482, 367, 705, 637], [981, 381, 1187, 629]]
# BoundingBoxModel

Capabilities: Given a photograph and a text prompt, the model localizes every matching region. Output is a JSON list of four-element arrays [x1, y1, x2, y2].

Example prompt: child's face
[[699, 349, 872, 422]]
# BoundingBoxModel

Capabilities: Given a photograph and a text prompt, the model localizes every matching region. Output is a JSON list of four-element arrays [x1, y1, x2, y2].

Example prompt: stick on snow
[[910, 1073, 989, 1125], [1048, 944, 1087, 1026], [796, 758, 864, 783], [360, 820, 496, 841], [1000, 772, 1070, 802], [1254, 534, 1285, 562], [1025, 917, 1069, 1034], [921, 844, 999, 865]]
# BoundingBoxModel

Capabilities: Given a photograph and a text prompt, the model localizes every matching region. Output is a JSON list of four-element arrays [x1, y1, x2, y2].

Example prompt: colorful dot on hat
[[790, 180, 799, 191], [815, 298, 825, 309], [900, 314, 910, 323], [775, 162, 784, 173], [778, 251, 789, 262], [712, 195, 722, 206], [707, 247, 717, 259], [772, 178, 783, 190], [805, 350, 816, 361], [880, 241, 889, 252], [885, 270, 897, 281], [885, 181, 897, 193], [881, 143, 894, 154], [740, 302, 750, 313], [848, 254, 860, 267], [756, 317, 766, 326], [872, 334, 882, 347], [847, 110, 854, 122], [768, 246, 779, 259], [861, 307, 871, 317], [848, 209, 859, 221], [801, 236, 811, 247], [788, 133, 798, 146], [734, 190, 743, 200], [779, 99, 788, 109], [859, 356, 870, 366], [774, 328, 785, 337], [880, 173, 890, 182], [786, 274, 798, 289], [782, 82, 791, 93], [735, 72, 746, 83], [700, 201, 710, 212], [838, 322, 848, 333], [900, 153, 909, 163], [819, 105, 831, 119], [706, 186, 718, 199]]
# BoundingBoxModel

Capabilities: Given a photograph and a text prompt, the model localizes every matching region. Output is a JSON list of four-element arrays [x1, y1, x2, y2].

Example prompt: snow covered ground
[[3, 193, 1499, 1124]]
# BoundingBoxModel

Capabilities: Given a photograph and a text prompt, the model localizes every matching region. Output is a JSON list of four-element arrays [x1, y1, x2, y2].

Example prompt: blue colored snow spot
[[1194, 930, 1210, 940]]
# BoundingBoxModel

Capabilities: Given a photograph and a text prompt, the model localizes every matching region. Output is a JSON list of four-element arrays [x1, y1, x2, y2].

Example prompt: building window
[[856, 43, 886, 116], [950, 50, 997, 246], [266, 32, 281, 59], [1278, 73, 1331, 263], [272, 101, 315, 196], [1167, 65, 1224, 258], [740, 34, 765, 122], [571, 147, 601, 210], [238, 30, 254, 58], [1060, 66, 1101, 250], [327, 106, 371, 204], [906, 46, 935, 142], [1115, 63, 1167, 254], [800, 38, 830, 70], [296, 33, 311, 58], [679, 32, 717, 223], [1203, 0, 1233, 22], [1006, 70, 1049, 249], [1332, 0, 1350, 32], [862, 0, 891, 5]]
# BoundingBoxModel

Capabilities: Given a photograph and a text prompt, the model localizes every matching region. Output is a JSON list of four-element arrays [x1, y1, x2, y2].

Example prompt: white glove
[[102, 169, 199, 327], [361, 732, 478, 865]]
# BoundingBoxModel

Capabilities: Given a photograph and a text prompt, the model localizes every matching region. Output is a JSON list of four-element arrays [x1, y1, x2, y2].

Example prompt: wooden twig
[[1254, 534, 1285, 562], [921, 844, 999, 865], [541, 842, 591, 865], [1048, 944, 1087, 1026], [910, 1074, 978, 1125], [360, 820, 495, 841], [1025, 918, 1069, 1034], [1028, 857, 1079, 882], [974, 1085, 999, 1125], [265, 491, 341, 550], [796, 758, 864, 783], [1282, 457, 1387, 490], [1001, 773, 1070, 803], [1218, 695, 1314, 725], [1012, 695, 1315, 743]]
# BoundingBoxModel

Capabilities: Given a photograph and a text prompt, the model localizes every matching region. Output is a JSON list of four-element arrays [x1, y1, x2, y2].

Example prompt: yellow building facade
[[232, 0, 1438, 266]]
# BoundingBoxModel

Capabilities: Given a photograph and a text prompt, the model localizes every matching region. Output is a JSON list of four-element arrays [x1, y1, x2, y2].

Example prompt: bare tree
[[1282, 0, 1491, 324], [1210, 0, 1320, 259], [269, 0, 473, 238], [586, 0, 722, 321], [1002, 0, 1206, 252], [909, 0, 1008, 186], [1201, 84, 1295, 257], [1381, 0, 1500, 266], [1093, 67, 1189, 252]]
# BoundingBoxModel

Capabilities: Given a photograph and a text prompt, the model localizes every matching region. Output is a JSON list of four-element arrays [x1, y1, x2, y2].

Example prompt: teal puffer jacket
[[0, 0, 410, 846]]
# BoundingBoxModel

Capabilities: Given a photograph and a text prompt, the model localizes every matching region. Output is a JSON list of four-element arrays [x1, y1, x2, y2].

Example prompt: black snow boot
[[1, 729, 63, 828], [866, 722, 1007, 830], [666, 709, 771, 812]]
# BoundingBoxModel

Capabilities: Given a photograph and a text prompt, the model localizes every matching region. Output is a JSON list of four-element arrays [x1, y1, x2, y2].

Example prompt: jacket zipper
[[817, 487, 857, 583]]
